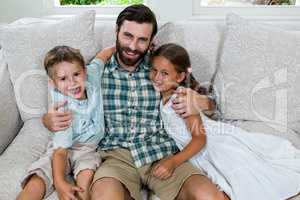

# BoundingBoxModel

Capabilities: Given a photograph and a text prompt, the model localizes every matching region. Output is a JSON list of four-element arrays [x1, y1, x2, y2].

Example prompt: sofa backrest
[[94, 19, 300, 89]]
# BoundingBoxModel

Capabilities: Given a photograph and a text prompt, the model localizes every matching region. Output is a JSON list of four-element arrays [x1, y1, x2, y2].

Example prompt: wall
[[1, 0, 300, 23], [0, 0, 45, 23]]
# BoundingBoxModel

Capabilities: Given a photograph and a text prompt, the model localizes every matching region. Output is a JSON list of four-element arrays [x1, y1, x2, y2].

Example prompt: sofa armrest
[[0, 118, 50, 199], [0, 53, 22, 154]]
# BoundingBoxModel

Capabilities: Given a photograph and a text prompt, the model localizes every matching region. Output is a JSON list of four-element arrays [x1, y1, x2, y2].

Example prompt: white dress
[[160, 95, 300, 200]]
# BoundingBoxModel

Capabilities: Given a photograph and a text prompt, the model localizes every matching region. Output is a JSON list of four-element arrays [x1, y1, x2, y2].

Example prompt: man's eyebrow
[[138, 36, 149, 41], [123, 31, 133, 36]]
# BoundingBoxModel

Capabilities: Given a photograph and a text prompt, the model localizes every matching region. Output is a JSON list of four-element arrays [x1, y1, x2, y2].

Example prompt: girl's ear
[[176, 72, 186, 84], [115, 26, 119, 36]]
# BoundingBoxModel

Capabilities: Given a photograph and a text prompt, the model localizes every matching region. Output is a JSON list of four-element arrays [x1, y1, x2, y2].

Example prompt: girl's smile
[[150, 56, 185, 94]]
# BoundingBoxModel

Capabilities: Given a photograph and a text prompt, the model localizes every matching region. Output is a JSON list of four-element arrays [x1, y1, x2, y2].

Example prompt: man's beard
[[116, 38, 148, 66]]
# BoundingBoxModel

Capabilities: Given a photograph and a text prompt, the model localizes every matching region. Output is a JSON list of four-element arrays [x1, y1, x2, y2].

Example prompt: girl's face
[[50, 61, 87, 100], [150, 56, 185, 93]]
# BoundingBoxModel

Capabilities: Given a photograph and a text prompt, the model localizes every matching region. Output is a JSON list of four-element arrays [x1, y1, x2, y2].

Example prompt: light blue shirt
[[52, 58, 105, 149]]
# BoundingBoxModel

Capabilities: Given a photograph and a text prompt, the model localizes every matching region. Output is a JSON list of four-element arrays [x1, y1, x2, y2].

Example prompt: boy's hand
[[42, 101, 72, 132], [152, 157, 177, 180], [55, 180, 83, 200], [96, 46, 116, 63]]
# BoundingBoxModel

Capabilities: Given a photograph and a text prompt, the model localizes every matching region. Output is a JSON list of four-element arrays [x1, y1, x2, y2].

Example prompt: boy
[[17, 46, 113, 200]]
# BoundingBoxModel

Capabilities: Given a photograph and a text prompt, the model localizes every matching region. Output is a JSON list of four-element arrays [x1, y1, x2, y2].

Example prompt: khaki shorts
[[21, 143, 101, 198], [92, 148, 204, 200]]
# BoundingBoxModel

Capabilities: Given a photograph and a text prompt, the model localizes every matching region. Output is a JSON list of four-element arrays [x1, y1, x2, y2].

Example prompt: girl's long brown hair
[[151, 43, 207, 95]]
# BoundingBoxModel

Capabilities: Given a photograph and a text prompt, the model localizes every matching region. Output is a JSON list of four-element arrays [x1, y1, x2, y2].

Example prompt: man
[[43, 4, 228, 200]]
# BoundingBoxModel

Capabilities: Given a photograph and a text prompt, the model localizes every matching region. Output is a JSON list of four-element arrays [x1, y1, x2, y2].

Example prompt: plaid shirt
[[99, 54, 178, 167]]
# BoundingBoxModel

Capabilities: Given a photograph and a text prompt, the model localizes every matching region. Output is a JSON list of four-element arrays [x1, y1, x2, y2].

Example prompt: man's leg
[[90, 149, 142, 200], [90, 177, 132, 200], [176, 174, 230, 200]]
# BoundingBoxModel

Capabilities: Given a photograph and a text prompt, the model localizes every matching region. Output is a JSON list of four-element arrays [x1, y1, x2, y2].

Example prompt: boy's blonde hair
[[44, 45, 85, 78]]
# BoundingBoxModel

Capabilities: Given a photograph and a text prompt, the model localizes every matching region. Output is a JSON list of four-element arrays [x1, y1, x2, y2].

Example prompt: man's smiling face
[[116, 20, 153, 68]]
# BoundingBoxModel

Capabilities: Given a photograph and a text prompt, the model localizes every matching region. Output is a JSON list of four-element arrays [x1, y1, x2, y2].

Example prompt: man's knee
[[90, 177, 127, 200]]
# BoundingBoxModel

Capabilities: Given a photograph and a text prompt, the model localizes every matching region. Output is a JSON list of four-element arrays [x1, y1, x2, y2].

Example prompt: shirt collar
[[106, 53, 150, 73]]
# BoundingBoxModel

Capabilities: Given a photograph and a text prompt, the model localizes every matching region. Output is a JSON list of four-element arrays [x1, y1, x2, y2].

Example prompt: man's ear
[[149, 40, 155, 52], [176, 72, 186, 84]]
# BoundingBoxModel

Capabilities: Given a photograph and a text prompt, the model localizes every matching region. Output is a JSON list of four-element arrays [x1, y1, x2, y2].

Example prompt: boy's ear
[[48, 78, 54, 86], [176, 72, 186, 83]]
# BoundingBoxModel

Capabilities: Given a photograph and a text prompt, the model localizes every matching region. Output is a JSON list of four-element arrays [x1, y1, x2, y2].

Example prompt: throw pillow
[[0, 10, 97, 121], [214, 13, 300, 133]]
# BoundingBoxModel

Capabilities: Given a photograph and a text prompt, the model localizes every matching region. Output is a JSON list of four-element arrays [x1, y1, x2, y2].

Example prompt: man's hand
[[172, 87, 213, 118], [55, 180, 83, 200], [42, 101, 72, 132], [95, 46, 116, 63], [152, 157, 177, 180]]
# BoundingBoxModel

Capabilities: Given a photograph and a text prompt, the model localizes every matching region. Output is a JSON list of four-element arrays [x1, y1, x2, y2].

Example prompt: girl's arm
[[170, 114, 206, 167], [152, 114, 206, 180]]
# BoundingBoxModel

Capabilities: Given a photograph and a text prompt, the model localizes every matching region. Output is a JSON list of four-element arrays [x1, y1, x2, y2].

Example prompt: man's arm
[[42, 101, 72, 132], [172, 87, 215, 118]]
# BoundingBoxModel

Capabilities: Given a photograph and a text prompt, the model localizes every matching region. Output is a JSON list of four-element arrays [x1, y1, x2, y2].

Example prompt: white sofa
[[0, 11, 300, 200]]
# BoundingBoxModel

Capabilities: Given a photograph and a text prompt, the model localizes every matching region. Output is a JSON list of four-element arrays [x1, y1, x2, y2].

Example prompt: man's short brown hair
[[44, 45, 85, 78]]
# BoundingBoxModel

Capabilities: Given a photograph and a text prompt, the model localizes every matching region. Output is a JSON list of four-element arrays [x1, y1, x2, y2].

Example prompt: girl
[[150, 43, 300, 200]]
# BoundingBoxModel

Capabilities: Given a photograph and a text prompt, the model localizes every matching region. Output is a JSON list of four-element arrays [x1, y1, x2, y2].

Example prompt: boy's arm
[[52, 148, 68, 185], [53, 148, 82, 200], [95, 46, 115, 63]]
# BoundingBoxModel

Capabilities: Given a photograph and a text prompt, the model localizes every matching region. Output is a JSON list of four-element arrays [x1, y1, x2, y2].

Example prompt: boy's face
[[50, 61, 87, 100]]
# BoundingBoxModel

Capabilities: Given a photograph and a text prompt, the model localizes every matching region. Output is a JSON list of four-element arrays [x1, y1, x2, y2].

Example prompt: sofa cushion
[[0, 49, 22, 154], [0, 10, 97, 121], [226, 120, 300, 149], [214, 14, 300, 134]]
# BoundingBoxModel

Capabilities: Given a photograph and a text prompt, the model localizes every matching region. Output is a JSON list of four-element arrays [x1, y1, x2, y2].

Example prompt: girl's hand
[[55, 180, 83, 200], [96, 46, 116, 63], [152, 157, 177, 180]]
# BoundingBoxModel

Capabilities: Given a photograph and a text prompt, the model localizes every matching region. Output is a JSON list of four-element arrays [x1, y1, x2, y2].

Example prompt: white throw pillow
[[0, 10, 97, 121], [214, 14, 300, 133]]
